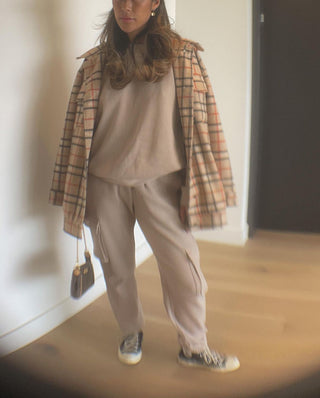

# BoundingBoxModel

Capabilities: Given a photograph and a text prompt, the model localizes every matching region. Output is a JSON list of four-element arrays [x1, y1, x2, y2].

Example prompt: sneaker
[[118, 331, 143, 365], [178, 346, 240, 372]]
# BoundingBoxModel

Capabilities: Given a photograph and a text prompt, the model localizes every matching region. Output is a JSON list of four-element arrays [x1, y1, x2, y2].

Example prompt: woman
[[49, 0, 239, 372]]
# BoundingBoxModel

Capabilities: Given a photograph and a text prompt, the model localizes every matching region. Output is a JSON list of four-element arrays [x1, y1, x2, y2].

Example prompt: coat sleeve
[[194, 50, 237, 207], [49, 65, 84, 206]]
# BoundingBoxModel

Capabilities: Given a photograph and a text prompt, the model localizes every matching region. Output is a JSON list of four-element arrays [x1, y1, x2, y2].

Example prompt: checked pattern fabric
[[49, 39, 236, 238]]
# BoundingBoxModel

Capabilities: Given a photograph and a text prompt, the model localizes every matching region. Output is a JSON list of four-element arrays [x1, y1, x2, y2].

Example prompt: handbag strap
[[82, 225, 88, 252], [76, 226, 89, 265]]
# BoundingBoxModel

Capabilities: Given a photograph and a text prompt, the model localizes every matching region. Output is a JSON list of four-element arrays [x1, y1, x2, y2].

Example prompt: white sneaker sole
[[178, 356, 240, 373], [118, 348, 142, 365]]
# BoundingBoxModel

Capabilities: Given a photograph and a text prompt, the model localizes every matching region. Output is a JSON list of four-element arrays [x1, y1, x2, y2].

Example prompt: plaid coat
[[49, 39, 236, 238]]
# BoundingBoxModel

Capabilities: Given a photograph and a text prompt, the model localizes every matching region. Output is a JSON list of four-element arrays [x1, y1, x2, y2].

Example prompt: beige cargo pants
[[85, 170, 208, 354]]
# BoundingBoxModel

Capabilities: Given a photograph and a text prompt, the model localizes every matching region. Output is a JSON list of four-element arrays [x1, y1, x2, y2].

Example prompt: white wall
[[176, 0, 252, 246], [0, 0, 175, 357]]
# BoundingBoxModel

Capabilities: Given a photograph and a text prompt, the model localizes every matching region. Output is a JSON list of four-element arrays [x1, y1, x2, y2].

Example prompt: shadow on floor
[[251, 370, 320, 398], [0, 360, 93, 398], [1, 358, 320, 398]]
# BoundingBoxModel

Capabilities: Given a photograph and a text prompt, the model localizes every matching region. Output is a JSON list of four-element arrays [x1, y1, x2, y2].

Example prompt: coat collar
[[77, 44, 106, 60]]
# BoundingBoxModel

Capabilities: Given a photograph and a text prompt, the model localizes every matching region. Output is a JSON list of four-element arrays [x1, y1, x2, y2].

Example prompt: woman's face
[[113, 0, 160, 41]]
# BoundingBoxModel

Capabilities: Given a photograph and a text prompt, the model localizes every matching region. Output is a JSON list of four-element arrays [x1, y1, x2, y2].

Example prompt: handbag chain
[[76, 226, 89, 265]]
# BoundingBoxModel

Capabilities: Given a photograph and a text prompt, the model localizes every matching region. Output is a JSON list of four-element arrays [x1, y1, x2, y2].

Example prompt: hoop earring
[[151, 10, 156, 17]]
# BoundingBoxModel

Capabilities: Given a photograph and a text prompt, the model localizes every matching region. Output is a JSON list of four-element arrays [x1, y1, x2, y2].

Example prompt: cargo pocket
[[185, 250, 208, 296], [89, 220, 110, 264]]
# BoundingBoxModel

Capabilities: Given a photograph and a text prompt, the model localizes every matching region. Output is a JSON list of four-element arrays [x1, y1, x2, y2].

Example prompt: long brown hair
[[98, 0, 181, 89]]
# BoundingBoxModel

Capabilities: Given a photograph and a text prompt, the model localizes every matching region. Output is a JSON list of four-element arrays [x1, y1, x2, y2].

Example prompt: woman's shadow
[[19, 0, 74, 283]]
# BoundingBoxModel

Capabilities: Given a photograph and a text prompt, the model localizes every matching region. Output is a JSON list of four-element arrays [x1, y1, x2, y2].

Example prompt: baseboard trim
[[0, 242, 153, 358], [194, 225, 248, 246]]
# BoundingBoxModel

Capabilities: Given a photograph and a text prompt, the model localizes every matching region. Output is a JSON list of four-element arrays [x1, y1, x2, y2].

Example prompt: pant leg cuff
[[178, 335, 208, 356]]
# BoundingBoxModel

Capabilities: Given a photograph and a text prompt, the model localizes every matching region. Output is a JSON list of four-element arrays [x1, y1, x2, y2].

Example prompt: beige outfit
[[85, 43, 209, 353], [85, 171, 208, 353]]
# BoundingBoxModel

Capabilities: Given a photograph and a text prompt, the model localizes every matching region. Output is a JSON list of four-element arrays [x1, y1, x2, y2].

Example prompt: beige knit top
[[88, 44, 186, 186]]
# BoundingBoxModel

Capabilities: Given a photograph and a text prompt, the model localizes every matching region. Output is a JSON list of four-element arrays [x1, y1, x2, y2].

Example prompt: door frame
[[247, 0, 264, 237]]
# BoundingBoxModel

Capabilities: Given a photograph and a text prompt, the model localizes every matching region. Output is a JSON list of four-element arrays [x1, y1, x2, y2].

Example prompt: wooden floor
[[2, 230, 320, 398]]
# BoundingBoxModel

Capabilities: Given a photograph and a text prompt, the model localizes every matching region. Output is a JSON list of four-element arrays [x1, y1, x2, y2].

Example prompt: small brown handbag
[[71, 227, 95, 299]]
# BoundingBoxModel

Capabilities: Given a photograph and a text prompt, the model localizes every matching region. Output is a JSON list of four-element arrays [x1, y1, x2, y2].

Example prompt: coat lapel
[[172, 45, 194, 163], [82, 50, 105, 160]]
